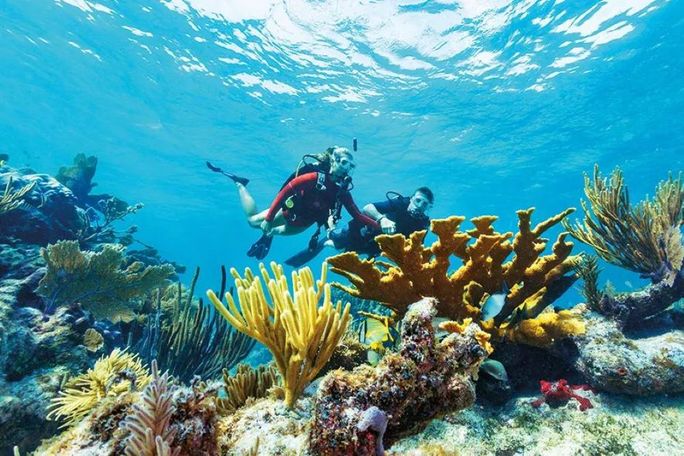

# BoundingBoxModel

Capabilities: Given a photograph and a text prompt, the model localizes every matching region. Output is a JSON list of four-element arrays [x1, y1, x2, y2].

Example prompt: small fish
[[506, 303, 531, 327], [479, 359, 509, 382], [481, 282, 510, 321], [624, 280, 633, 289], [362, 317, 394, 347]]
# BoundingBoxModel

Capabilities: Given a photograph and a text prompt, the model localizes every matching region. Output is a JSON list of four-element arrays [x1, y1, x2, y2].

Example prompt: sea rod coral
[[132, 266, 254, 383], [564, 165, 683, 326], [207, 261, 350, 408]]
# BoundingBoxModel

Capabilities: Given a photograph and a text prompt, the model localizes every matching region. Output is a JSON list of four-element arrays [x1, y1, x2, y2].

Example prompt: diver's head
[[329, 146, 356, 179], [408, 186, 434, 217]]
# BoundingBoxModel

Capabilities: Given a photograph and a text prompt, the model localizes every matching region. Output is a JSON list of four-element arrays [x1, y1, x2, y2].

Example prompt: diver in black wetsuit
[[285, 187, 434, 267]]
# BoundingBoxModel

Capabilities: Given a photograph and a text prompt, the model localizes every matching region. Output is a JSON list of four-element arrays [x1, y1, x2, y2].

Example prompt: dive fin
[[206, 161, 250, 185], [284, 238, 326, 268], [247, 234, 273, 260]]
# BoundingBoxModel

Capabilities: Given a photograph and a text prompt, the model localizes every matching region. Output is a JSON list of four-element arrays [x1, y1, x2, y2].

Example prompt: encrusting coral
[[564, 165, 684, 326], [329, 208, 585, 348], [309, 298, 491, 455], [207, 261, 350, 408], [47, 348, 150, 427], [37, 240, 174, 321]]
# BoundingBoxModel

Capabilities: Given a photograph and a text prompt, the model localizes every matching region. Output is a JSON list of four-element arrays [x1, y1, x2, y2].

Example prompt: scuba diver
[[285, 186, 434, 267], [208, 146, 379, 260]]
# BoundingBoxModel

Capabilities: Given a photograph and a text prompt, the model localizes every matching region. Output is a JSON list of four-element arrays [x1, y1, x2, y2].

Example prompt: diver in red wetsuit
[[215, 146, 378, 259]]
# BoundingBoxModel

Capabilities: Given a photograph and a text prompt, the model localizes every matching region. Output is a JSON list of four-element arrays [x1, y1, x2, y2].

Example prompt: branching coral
[[133, 267, 254, 382], [563, 165, 683, 282], [0, 176, 35, 216], [206, 261, 350, 408], [37, 240, 174, 320], [217, 364, 279, 413], [328, 208, 584, 348], [47, 348, 150, 427], [123, 360, 180, 456], [564, 166, 684, 326]]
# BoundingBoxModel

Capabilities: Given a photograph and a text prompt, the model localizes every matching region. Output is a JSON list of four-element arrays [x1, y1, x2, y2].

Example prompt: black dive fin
[[285, 238, 327, 268], [206, 161, 249, 185], [247, 234, 273, 260]]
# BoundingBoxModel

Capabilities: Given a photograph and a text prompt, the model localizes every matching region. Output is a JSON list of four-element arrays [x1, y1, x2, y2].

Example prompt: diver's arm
[[363, 201, 396, 234], [264, 172, 317, 222], [342, 195, 380, 229], [363, 203, 385, 222]]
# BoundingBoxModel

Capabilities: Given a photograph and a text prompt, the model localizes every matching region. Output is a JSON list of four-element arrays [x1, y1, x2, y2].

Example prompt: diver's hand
[[260, 220, 273, 236], [379, 216, 396, 234], [327, 214, 337, 231]]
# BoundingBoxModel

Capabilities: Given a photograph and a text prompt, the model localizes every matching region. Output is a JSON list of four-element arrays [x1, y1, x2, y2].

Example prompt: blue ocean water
[[1, 0, 682, 300]]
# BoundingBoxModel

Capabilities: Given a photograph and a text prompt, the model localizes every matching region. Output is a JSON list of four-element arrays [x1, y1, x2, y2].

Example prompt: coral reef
[[207, 262, 350, 408], [571, 310, 684, 395], [0, 242, 93, 454], [0, 156, 152, 249], [37, 240, 174, 320], [390, 393, 684, 456], [0, 157, 184, 453], [309, 298, 490, 455], [329, 209, 585, 348], [564, 165, 684, 326], [47, 348, 150, 427], [34, 374, 218, 455], [55, 154, 98, 203], [216, 396, 311, 455], [0, 166, 86, 244]]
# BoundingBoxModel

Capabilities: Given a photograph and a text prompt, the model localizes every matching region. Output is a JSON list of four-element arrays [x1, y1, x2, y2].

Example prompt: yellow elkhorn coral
[[207, 261, 350, 408]]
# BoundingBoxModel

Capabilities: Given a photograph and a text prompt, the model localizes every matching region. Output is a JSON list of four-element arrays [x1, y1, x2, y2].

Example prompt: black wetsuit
[[330, 196, 429, 257]]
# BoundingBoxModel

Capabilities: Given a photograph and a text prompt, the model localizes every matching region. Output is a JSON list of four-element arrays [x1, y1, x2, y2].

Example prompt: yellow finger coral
[[207, 261, 350, 408]]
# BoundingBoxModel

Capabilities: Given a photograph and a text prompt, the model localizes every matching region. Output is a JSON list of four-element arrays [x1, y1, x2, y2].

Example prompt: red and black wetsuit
[[265, 172, 379, 230]]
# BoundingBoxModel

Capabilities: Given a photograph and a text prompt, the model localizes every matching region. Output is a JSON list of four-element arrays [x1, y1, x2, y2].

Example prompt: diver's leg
[[236, 183, 259, 218], [247, 209, 267, 228], [272, 224, 308, 236]]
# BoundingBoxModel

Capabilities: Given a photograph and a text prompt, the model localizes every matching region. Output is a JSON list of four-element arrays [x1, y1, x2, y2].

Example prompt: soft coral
[[531, 379, 595, 411]]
